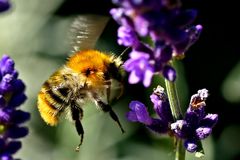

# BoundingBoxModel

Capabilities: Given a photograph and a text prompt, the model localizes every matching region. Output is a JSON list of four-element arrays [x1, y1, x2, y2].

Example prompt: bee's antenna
[[118, 47, 131, 58]]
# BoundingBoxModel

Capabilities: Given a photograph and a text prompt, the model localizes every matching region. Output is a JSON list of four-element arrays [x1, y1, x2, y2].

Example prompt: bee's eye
[[85, 68, 91, 76], [85, 68, 97, 76]]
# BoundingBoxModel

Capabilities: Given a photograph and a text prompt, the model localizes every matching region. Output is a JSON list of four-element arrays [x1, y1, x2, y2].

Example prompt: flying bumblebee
[[37, 15, 125, 152]]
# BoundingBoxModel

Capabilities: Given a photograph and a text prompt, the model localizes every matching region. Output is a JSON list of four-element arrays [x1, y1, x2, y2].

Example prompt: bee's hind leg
[[95, 99, 125, 134], [70, 104, 84, 152]]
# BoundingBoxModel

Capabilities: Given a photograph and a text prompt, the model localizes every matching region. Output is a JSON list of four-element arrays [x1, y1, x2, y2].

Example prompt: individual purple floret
[[0, 55, 30, 160], [126, 85, 173, 134], [171, 89, 218, 153], [124, 49, 155, 87], [0, 0, 10, 12], [110, 0, 202, 86], [117, 26, 139, 47]]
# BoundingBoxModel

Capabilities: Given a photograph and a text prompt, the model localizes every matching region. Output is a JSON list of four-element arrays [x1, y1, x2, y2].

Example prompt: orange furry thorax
[[65, 50, 113, 87], [66, 50, 112, 73]]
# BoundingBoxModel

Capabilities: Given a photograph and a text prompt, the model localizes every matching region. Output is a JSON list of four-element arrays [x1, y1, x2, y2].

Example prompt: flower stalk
[[165, 61, 185, 160], [165, 72, 182, 120], [175, 139, 185, 160]]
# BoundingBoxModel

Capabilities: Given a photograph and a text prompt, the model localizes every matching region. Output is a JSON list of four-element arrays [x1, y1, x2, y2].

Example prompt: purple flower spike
[[127, 101, 152, 125], [111, 0, 202, 85], [124, 50, 154, 87], [126, 87, 218, 154], [0, 55, 30, 159], [171, 89, 218, 153], [0, 0, 10, 13], [126, 85, 174, 134]]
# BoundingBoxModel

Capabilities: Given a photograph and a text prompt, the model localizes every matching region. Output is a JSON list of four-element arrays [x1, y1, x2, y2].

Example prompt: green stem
[[164, 61, 185, 160], [165, 78, 182, 120], [175, 138, 185, 160]]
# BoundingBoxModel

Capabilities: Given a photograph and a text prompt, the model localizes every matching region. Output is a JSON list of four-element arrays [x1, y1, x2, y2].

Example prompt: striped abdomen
[[37, 81, 69, 126]]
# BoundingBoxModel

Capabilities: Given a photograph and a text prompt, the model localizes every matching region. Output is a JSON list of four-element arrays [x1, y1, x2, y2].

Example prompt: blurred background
[[0, 0, 240, 160]]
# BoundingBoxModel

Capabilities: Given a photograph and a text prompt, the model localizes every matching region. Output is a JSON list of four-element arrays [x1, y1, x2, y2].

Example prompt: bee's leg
[[104, 80, 111, 104], [74, 119, 84, 152], [95, 99, 125, 133], [106, 85, 111, 104], [71, 104, 84, 152]]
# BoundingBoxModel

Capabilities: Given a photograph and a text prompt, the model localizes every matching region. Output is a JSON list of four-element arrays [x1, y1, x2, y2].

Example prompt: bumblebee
[[37, 15, 125, 151]]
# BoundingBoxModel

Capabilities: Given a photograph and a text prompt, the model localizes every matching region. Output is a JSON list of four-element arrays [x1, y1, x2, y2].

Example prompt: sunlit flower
[[110, 0, 202, 86]]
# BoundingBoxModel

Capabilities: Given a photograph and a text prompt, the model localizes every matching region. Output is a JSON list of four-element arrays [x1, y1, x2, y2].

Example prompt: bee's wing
[[69, 15, 109, 53]]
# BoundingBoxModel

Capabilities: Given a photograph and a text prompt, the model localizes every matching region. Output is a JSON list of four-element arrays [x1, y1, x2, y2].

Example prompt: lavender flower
[[110, 0, 202, 86], [171, 89, 218, 153], [126, 85, 173, 134], [0, 55, 30, 159], [127, 86, 218, 154], [124, 49, 154, 87], [0, 0, 10, 12]]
